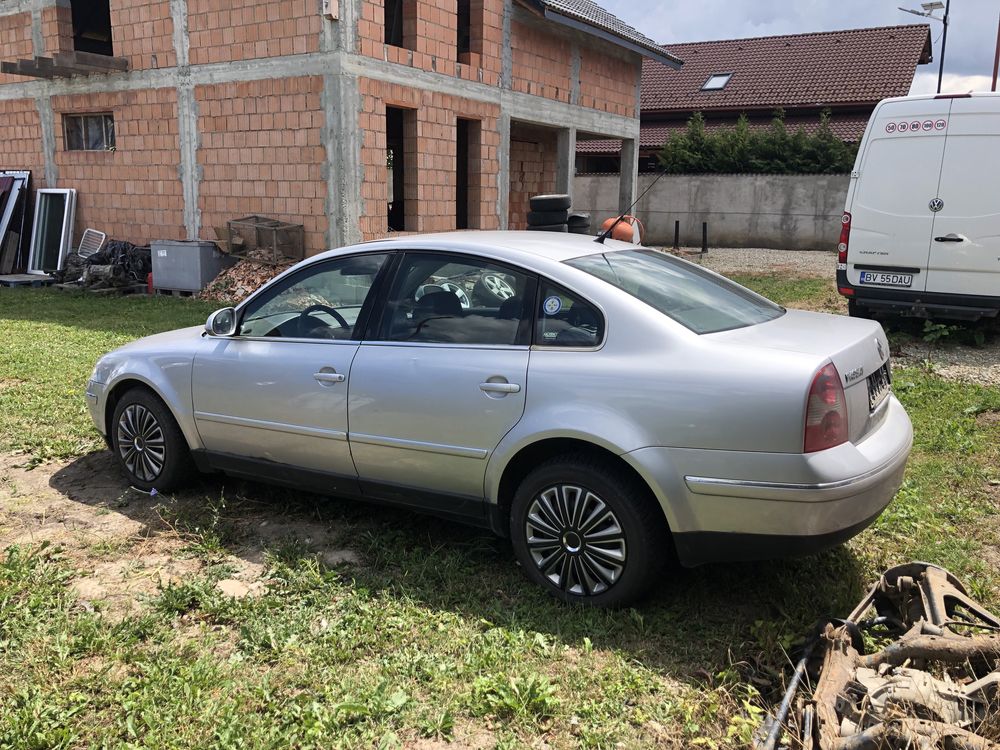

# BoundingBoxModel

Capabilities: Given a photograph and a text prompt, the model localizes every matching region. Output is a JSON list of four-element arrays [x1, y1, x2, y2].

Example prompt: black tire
[[847, 299, 871, 319], [111, 387, 196, 492], [510, 454, 670, 607], [527, 210, 570, 226], [567, 212, 591, 228], [529, 194, 572, 212], [526, 223, 569, 232]]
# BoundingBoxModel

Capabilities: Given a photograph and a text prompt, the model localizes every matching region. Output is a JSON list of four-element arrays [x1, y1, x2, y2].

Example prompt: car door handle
[[314, 371, 346, 384], [934, 234, 964, 242], [479, 382, 521, 394]]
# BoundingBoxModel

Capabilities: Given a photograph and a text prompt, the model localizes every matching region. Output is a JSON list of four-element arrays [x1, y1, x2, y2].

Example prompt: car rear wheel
[[510, 455, 668, 607], [112, 387, 195, 493]]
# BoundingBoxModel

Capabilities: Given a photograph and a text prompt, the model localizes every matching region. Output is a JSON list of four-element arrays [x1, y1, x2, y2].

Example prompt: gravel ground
[[665, 246, 1000, 389]]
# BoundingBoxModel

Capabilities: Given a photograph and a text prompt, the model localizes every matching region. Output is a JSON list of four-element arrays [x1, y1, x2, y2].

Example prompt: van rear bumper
[[838, 273, 1000, 320]]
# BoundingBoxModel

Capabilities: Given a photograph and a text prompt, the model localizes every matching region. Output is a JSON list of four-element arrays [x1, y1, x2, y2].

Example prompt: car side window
[[376, 253, 536, 346], [239, 253, 389, 340], [536, 282, 604, 348]]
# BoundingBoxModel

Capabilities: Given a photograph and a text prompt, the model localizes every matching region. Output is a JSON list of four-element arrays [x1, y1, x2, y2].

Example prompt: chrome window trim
[[359, 340, 530, 352]]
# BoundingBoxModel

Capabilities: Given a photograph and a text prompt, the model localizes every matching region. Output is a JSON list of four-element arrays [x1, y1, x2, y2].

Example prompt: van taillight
[[838, 212, 851, 263], [804, 363, 849, 453]]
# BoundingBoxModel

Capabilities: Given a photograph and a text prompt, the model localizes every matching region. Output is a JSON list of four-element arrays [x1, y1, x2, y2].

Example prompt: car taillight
[[804, 363, 848, 453], [838, 212, 851, 264]]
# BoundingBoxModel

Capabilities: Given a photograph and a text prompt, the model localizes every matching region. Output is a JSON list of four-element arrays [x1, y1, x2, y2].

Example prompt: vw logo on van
[[929, 198, 944, 213]]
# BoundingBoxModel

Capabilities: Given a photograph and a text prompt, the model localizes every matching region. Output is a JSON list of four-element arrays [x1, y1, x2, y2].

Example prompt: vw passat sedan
[[87, 233, 912, 606]]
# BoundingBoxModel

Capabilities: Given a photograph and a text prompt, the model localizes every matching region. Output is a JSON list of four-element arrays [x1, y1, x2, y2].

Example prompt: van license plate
[[859, 271, 912, 288]]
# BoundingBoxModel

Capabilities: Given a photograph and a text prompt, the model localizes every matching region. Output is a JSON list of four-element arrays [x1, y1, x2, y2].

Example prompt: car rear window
[[566, 249, 784, 334]]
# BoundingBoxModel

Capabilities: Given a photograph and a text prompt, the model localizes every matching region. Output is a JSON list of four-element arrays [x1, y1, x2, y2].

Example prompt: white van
[[837, 92, 1000, 320]]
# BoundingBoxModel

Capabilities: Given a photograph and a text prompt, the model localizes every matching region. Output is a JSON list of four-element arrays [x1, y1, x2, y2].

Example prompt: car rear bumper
[[624, 395, 913, 566], [837, 272, 1000, 320]]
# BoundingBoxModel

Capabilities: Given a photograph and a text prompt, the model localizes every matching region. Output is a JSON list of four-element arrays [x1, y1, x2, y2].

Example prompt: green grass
[[1, 285, 999, 748], [0, 289, 218, 461]]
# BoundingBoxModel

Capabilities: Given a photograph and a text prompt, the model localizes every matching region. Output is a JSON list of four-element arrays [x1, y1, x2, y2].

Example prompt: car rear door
[[347, 251, 536, 521], [925, 95, 1000, 297], [847, 98, 950, 292], [191, 253, 390, 489]]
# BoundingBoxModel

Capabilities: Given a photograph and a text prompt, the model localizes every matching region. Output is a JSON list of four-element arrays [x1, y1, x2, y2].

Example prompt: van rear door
[[847, 98, 950, 293], [925, 95, 1000, 297]]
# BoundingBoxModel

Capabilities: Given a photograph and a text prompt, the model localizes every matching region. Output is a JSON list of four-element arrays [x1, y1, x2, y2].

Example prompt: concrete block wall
[[52, 88, 186, 243], [510, 20, 572, 103], [0, 14, 33, 86], [0, 99, 45, 179], [41, 5, 73, 56], [196, 77, 327, 252], [187, 0, 321, 65], [578, 48, 636, 118], [358, 77, 501, 240], [111, 0, 177, 69], [574, 173, 851, 250], [508, 133, 558, 230]]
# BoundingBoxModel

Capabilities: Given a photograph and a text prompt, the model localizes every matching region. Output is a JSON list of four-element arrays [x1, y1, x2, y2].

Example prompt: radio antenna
[[595, 167, 669, 244]]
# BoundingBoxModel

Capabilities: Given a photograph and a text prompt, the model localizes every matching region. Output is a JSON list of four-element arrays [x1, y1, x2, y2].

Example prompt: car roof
[[326, 231, 638, 265]]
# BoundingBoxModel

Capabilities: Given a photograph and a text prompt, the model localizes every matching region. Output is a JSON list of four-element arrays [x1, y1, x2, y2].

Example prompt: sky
[[598, 0, 999, 93]]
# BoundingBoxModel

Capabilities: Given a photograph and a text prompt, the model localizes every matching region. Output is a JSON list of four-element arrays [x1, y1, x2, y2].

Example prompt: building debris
[[53, 240, 151, 294], [756, 562, 1000, 750], [200, 246, 293, 303]]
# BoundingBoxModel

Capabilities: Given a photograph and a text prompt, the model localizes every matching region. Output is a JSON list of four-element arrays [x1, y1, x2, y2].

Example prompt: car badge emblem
[[929, 198, 944, 212], [876, 339, 885, 360]]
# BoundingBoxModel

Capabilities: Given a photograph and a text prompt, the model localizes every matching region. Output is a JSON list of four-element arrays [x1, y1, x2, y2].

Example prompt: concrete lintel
[[618, 137, 638, 213], [555, 126, 576, 199], [35, 94, 57, 186], [502, 91, 636, 140]]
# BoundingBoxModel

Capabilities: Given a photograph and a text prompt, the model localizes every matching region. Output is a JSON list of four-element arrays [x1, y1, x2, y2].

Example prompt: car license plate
[[859, 271, 912, 288], [867, 362, 892, 411]]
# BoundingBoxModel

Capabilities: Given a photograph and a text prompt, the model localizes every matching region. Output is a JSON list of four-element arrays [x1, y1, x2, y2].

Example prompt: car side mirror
[[206, 307, 237, 337]]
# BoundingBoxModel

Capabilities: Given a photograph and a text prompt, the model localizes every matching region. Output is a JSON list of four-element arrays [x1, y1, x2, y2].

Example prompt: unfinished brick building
[[0, 0, 679, 256]]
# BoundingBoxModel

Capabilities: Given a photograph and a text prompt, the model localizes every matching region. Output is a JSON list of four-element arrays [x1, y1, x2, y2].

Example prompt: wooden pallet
[[0, 273, 54, 287], [154, 287, 197, 298]]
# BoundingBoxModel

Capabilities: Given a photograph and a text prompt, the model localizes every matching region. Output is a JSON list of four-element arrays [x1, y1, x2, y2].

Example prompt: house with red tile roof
[[577, 24, 932, 172]]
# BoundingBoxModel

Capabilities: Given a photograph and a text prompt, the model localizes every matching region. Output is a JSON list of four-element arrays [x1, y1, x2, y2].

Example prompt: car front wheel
[[510, 455, 668, 607], [111, 387, 194, 492]]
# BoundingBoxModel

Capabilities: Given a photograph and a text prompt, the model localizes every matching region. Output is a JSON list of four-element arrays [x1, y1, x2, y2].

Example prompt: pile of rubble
[[52, 240, 151, 294], [200, 246, 293, 303]]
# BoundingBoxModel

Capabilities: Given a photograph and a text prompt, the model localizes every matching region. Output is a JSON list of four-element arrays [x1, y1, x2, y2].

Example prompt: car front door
[[348, 251, 536, 521], [191, 252, 391, 490]]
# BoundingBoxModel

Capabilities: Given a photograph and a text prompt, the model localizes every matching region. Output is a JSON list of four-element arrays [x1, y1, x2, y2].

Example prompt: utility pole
[[898, 1, 950, 93], [937, 0, 951, 94]]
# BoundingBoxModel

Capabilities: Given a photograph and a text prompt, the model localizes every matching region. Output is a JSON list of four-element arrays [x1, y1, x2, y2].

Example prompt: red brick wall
[[195, 77, 327, 255], [578, 48, 636, 118], [509, 21, 572, 103], [51, 89, 186, 244], [111, 0, 177, 70], [40, 5, 73, 55], [0, 13, 33, 86], [358, 78, 500, 241], [187, 0, 321, 65], [508, 132, 557, 230], [0, 99, 46, 186], [358, 0, 502, 86]]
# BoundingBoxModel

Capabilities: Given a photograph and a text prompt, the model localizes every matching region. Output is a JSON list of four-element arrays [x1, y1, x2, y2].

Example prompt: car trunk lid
[[705, 310, 892, 444]]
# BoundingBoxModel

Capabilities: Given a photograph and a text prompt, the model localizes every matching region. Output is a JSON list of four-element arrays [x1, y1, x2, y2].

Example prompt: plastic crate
[[227, 215, 305, 265]]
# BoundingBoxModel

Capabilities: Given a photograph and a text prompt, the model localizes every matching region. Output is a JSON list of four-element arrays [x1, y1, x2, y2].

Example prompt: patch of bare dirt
[[0, 451, 362, 618]]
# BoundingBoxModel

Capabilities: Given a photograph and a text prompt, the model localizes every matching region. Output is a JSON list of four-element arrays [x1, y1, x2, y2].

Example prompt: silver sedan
[[86, 232, 912, 606]]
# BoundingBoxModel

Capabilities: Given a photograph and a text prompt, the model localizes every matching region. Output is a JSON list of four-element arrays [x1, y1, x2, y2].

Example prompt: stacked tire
[[526, 194, 592, 235]]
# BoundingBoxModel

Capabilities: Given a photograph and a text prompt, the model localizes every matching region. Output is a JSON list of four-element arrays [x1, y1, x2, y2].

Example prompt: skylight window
[[702, 73, 732, 90]]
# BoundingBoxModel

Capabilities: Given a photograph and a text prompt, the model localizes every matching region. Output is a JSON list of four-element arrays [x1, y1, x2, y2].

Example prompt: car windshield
[[566, 248, 784, 334]]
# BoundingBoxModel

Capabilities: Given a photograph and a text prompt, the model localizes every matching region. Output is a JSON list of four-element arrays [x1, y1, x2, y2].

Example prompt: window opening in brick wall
[[456, 119, 482, 230], [385, 0, 413, 49], [386, 107, 416, 232], [71, 0, 114, 56], [64, 113, 115, 151], [457, 0, 471, 56]]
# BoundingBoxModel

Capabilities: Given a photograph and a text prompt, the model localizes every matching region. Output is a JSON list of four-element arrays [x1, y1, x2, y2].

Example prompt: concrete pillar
[[556, 126, 576, 200], [619, 137, 638, 214], [497, 113, 511, 229]]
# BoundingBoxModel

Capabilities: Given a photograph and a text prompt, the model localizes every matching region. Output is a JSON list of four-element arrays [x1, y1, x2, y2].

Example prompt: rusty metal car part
[[756, 562, 1000, 750]]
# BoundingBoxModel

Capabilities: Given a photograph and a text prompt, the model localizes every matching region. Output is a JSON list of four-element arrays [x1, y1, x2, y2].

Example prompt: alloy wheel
[[525, 484, 627, 596], [116, 403, 166, 483]]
